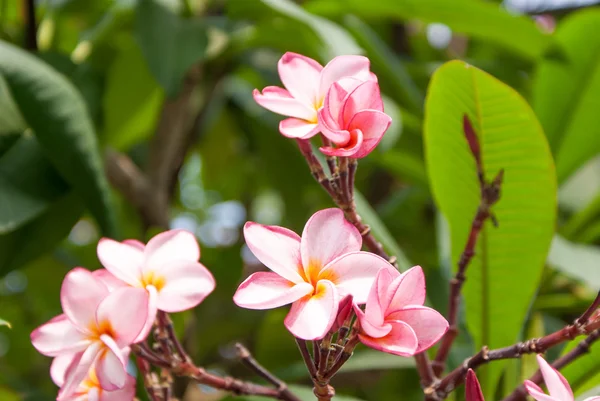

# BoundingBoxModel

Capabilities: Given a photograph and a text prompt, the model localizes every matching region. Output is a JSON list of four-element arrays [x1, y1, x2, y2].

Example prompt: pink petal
[[95, 335, 128, 391], [466, 370, 485, 401], [358, 320, 418, 357], [319, 55, 373, 98], [50, 354, 77, 387], [279, 118, 319, 139], [536, 355, 574, 401], [58, 341, 102, 401], [365, 268, 397, 326], [92, 269, 127, 291], [300, 208, 362, 274], [583, 398, 600, 401], [31, 314, 89, 357], [385, 266, 426, 312], [96, 287, 149, 347], [243, 222, 304, 283], [386, 306, 449, 353], [346, 109, 392, 158], [123, 239, 145, 250], [97, 239, 144, 287], [61, 268, 110, 330], [253, 87, 316, 121], [145, 230, 200, 272], [319, 128, 364, 157], [318, 82, 351, 144], [153, 260, 215, 312], [342, 81, 384, 124], [278, 52, 323, 107], [332, 294, 354, 332], [134, 285, 158, 343], [320, 251, 392, 303], [234, 271, 313, 310], [353, 303, 392, 338], [103, 375, 136, 401], [284, 280, 338, 340], [525, 380, 559, 401]]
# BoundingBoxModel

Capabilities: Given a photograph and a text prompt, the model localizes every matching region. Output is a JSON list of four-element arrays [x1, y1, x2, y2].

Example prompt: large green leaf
[[532, 9, 600, 184], [0, 40, 116, 236], [135, 0, 208, 96], [305, 0, 557, 61], [0, 75, 26, 135], [424, 61, 556, 395], [547, 235, 600, 289], [0, 136, 69, 233]]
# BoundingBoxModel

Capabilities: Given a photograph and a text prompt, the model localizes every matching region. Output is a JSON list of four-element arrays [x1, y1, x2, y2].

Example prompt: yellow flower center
[[299, 259, 338, 295], [140, 270, 166, 292]]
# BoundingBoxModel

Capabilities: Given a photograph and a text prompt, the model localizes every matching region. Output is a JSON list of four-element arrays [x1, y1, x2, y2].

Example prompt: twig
[[433, 115, 504, 376], [295, 338, 317, 379], [24, 0, 37, 50], [502, 329, 600, 401], [321, 136, 338, 176]]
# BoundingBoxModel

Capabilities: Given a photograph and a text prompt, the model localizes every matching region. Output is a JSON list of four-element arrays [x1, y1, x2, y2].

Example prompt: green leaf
[[561, 338, 600, 394], [0, 192, 84, 275], [547, 235, 600, 289], [0, 318, 10, 328], [0, 75, 26, 135], [305, 0, 557, 61], [135, 0, 208, 96], [532, 9, 600, 184], [424, 60, 556, 396], [228, 0, 362, 60], [102, 38, 164, 150], [0, 136, 69, 233], [0, 40, 116, 236]]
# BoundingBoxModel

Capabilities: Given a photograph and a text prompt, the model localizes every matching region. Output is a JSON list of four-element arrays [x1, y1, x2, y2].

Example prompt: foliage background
[[0, 0, 600, 400]]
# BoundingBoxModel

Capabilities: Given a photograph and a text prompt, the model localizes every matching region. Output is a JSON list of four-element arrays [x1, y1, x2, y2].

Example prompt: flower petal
[[319, 55, 373, 98], [243, 222, 304, 283], [61, 268, 110, 329], [279, 118, 319, 139], [50, 353, 77, 387], [318, 82, 352, 144], [466, 370, 486, 401], [58, 341, 102, 401], [153, 260, 215, 312], [353, 303, 392, 338], [358, 320, 418, 357], [92, 269, 127, 291], [320, 251, 392, 303], [524, 380, 559, 401], [536, 355, 574, 401], [145, 230, 200, 272], [346, 110, 392, 158], [386, 306, 448, 352], [284, 280, 338, 340], [95, 335, 128, 391], [123, 239, 145, 250], [365, 268, 397, 326], [300, 208, 362, 273], [234, 272, 313, 310], [319, 129, 364, 158], [583, 398, 600, 401], [342, 81, 384, 124], [97, 238, 144, 287], [96, 287, 149, 347], [385, 266, 426, 311], [31, 314, 89, 357], [103, 375, 137, 401], [134, 285, 158, 343], [253, 87, 316, 121], [278, 52, 322, 106]]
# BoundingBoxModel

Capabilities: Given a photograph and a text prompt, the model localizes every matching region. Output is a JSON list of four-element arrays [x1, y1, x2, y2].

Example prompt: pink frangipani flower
[[51, 354, 135, 401], [31, 268, 150, 397], [253, 52, 376, 139], [525, 355, 600, 401], [96, 230, 216, 317], [233, 208, 392, 340], [318, 79, 392, 158], [353, 266, 448, 356]]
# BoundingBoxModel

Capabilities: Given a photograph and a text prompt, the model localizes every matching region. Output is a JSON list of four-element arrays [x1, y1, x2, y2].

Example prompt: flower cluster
[[30, 230, 215, 400], [253, 52, 391, 158], [234, 208, 448, 354]]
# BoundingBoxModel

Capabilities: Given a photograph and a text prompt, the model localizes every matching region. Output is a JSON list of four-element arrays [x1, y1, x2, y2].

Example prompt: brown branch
[[23, 0, 37, 50], [502, 329, 600, 401]]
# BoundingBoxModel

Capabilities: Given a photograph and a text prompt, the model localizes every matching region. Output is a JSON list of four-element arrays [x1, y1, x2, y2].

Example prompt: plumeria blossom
[[51, 354, 135, 401], [465, 369, 485, 401], [96, 230, 216, 321], [525, 355, 600, 401], [233, 208, 392, 340], [253, 52, 376, 139], [31, 268, 151, 397], [353, 266, 448, 356], [318, 79, 392, 158]]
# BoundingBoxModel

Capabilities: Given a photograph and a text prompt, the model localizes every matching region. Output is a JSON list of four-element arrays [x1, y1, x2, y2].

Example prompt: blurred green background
[[1, 0, 600, 400]]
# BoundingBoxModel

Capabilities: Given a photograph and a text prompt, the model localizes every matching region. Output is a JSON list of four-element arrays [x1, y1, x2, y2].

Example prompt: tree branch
[[23, 0, 37, 50]]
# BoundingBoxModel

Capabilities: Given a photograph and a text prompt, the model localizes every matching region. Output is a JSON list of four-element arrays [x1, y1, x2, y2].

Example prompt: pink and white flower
[[233, 208, 391, 340], [525, 355, 600, 401], [318, 80, 391, 158], [354, 266, 448, 356], [253, 52, 375, 139], [30, 268, 150, 397], [96, 230, 216, 318]]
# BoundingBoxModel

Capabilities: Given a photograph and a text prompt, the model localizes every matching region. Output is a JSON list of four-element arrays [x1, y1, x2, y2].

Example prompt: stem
[[321, 136, 338, 176], [23, 0, 37, 50], [296, 338, 317, 379]]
